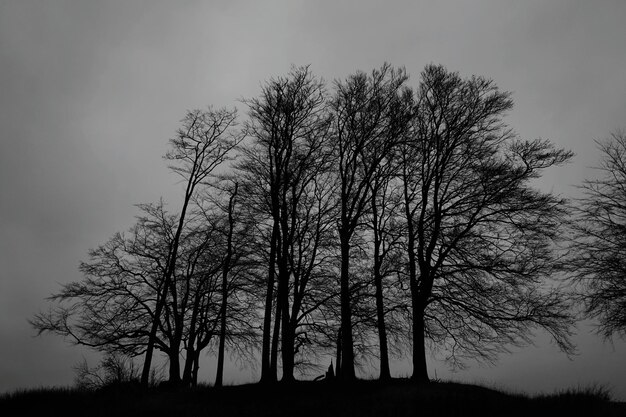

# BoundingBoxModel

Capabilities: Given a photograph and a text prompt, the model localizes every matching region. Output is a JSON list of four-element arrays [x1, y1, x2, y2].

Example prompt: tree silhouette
[[31, 202, 200, 381], [32, 108, 241, 386], [330, 64, 411, 379], [237, 66, 335, 382], [569, 130, 626, 339], [399, 65, 574, 381]]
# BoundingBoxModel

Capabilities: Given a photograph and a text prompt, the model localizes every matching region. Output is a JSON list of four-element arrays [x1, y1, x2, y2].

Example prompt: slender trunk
[[261, 222, 279, 383], [374, 266, 391, 381], [216, 184, 237, 387], [407, 195, 428, 383], [279, 277, 294, 382], [270, 282, 282, 380], [141, 284, 165, 385], [182, 291, 202, 386], [279, 196, 294, 382], [402, 161, 428, 383], [214, 280, 228, 387], [339, 232, 355, 380], [371, 189, 391, 381], [335, 327, 342, 377], [270, 213, 285, 380], [192, 350, 200, 386], [142, 189, 193, 385]]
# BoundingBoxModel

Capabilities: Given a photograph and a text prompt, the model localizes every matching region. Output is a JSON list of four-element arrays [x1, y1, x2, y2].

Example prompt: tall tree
[[215, 181, 238, 387], [400, 64, 574, 382], [330, 64, 410, 379], [178, 215, 223, 386], [238, 66, 332, 382], [367, 160, 406, 380], [282, 166, 338, 378], [569, 130, 626, 339], [139, 107, 240, 385]]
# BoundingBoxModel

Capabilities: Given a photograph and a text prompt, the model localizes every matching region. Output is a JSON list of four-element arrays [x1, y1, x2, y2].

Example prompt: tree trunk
[[192, 350, 200, 386], [411, 305, 429, 383], [279, 290, 294, 383], [182, 292, 202, 386], [280, 322, 295, 382], [168, 348, 182, 384], [270, 285, 281, 381], [339, 233, 355, 380], [260, 222, 279, 383], [403, 166, 428, 383], [216, 184, 236, 387], [142, 185, 192, 386], [141, 279, 168, 386], [278, 203, 294, 382], [374, 269, 391, 381], [335, 327, 342, 377], [141, 311, 159, 386], [215, 277, 228, 387], [372, 190, 391, 381], [182, 347, 195, 386]]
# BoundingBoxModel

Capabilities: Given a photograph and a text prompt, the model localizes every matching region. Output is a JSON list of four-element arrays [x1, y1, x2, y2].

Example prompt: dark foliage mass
[[32, 63, 577, 387]]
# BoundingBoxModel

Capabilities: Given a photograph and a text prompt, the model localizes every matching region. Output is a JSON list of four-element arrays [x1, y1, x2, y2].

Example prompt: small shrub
[[73, 353, 139, 391]]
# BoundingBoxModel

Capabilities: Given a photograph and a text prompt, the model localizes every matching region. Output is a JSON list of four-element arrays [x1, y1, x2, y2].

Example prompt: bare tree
[[283, 168, 338, 378], [329, 64, 411, 379], [366, 161, 407, 380], [33, 107, 241, 386], [177, 219, 222, 386], [31, 202, 168, 351], [569, 130, 626, 339], [31, 203, 188, 380], [32, 201, 228, 385], [237, 66, 333, 382], [185, 182, 260, 386], [400, 64, 574, 382], [142, 107, 240, 385]]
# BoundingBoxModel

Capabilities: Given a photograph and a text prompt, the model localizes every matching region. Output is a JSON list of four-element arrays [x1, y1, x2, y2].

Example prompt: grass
[[1, 379, 623, 417]]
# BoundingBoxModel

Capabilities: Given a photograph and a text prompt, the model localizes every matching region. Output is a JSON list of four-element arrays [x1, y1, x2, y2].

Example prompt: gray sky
[[1, 0, 625, 399]]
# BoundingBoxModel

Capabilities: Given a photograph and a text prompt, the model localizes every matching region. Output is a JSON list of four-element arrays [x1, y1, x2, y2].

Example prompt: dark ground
[[1, 379, 623, 417]]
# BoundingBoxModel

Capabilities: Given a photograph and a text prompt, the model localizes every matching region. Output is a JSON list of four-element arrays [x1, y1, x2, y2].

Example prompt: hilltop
[[1, 379, 623, 417]]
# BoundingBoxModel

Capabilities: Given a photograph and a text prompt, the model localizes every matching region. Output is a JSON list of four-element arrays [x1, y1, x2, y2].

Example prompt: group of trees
[[32, 63, 626, 387]]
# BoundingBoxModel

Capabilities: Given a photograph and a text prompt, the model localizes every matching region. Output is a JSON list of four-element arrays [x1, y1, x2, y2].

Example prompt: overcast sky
[[1, 0, 625, 399]]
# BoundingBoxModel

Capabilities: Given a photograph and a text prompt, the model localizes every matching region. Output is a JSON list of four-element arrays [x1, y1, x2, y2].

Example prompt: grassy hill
[[1, 379, 623, 417]]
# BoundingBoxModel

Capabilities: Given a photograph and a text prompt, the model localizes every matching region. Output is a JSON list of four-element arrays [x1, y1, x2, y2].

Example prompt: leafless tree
[[366, 161, 408, 380], [329, 64, 411, 379], [145, 107, 240, 385], [237, 66, 334, 382], [31, 203, 185, 380], [33, 107, 241, 386], [569, 130, 626, 339], [400, 64, 574, 382]]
